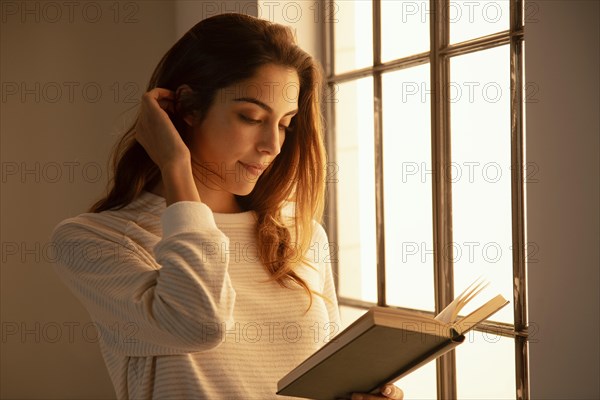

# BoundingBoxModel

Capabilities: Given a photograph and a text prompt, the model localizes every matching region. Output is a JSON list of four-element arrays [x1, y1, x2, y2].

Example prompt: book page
[[452, 294, 510, 335], [434, 276, 490, 324]]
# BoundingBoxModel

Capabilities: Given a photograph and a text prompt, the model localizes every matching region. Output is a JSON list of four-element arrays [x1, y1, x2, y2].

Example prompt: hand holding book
[[349, 383, 404, 400]]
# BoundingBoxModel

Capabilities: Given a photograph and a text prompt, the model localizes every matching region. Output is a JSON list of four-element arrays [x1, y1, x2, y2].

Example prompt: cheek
[[190, 122, 249, 162]]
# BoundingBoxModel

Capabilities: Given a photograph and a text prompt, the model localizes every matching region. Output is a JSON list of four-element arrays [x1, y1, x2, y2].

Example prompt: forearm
[[160, 159, 201, 206]]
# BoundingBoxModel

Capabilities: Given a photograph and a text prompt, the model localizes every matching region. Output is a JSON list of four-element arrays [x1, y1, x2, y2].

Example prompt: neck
[[148, 179, 243, 213]]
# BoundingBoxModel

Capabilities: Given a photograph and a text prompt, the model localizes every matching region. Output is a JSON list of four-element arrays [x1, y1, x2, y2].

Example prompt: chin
[[231, 182, 257, 197]]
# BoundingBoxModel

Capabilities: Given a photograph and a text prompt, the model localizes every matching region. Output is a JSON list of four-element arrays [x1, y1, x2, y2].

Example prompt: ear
[[175, 84, 198, 127]]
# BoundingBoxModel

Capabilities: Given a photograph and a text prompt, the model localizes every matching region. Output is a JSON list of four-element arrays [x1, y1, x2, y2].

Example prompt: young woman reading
[[51, 13, 404, 400]]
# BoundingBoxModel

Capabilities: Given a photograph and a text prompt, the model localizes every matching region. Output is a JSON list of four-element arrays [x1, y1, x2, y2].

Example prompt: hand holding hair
[[134, 87, 190, 171], [134, 87, 200, 205]]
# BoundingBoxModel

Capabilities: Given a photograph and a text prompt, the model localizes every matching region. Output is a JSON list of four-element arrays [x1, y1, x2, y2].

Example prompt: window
[[322, 1, 528, 399]]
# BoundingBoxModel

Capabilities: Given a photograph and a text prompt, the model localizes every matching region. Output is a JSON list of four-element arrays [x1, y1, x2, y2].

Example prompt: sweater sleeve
[[50, 201, 236, 357]]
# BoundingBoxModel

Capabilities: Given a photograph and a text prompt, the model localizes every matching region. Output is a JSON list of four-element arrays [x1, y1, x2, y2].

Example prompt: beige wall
[[175, 0, 257, 37], [525, 1, 600, 399], [0, 1, 321, 398], [0, 2, 176, 398]]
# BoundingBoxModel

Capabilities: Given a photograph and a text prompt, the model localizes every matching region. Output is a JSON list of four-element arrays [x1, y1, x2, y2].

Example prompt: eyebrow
[[233, 97, 298, 116]]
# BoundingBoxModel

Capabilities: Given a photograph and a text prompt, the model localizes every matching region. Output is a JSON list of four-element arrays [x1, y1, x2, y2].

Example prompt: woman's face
[[185, 63, 300, 200]]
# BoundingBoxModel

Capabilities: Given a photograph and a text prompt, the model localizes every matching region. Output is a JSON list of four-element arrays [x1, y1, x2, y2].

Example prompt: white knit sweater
[[51, 190, 340, 399]]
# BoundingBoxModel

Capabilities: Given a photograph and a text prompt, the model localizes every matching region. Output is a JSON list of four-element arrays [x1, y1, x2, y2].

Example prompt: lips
[[239, 161, 266, 176]]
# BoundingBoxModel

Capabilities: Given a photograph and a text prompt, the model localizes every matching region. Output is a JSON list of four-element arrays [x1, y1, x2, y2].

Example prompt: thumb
[[381, 384, 404, 399]]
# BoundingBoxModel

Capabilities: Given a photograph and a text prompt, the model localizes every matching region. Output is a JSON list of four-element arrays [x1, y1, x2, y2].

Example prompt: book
[[276, 277, 509, 400]]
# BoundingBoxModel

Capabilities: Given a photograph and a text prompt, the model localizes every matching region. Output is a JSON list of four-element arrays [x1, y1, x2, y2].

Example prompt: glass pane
[[456, 333, 516, 399], [450, 45, 513, 324], [394, 356, 437, 400], [449, 0, 510, 44], [334, 0, 373, 74], [381, 0, 430, 61], [335, 78, 377, 303], [382, 64, 435, 312]]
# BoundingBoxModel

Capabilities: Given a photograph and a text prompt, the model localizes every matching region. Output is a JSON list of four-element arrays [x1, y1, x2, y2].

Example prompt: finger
[[350, 385, 404, 400], [142, 91, 175, 115], [350, 393, 384, 400], [157, 98, 175, 114], [380, 384, 404, 399], [149, 87, 175, 100]]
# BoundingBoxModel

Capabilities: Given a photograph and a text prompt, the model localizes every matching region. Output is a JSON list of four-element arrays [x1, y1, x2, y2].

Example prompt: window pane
[[456, 332, 516, 399], [450, 45, 513, 324], [382, 64, 435, 312], [449, 0, 510, 44], [381, 0, 430, 62], [394, 356, 437, 400], [334, 0, 373, 74], [335, 78, 377, 303]]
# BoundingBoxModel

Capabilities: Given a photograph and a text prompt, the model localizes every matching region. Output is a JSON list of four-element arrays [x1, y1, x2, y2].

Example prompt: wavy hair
[[90, 13, 327, 310]]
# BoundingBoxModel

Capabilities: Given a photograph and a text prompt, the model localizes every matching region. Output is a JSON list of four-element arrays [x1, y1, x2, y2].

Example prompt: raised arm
[[50, 201, 236, 357], [51, 86, 238, 356]]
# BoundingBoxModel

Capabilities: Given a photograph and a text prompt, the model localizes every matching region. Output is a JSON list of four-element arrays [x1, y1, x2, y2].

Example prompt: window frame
[[321, 1, 529, 399]]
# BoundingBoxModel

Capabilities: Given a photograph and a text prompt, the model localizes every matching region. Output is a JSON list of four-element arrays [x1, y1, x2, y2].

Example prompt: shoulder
[[50, 209, 136, 257], [51, 192, 162, 245], [309, 220, 331, 254], [310, 220, 328, 239], [280, 202, 329, 242], [52, 210, 127, 236], [309, 221, 334, 280], [49, 207, 163, 277]]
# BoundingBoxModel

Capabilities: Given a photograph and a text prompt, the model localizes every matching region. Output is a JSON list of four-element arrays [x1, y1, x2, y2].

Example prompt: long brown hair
[[91, 13, 327, 309]]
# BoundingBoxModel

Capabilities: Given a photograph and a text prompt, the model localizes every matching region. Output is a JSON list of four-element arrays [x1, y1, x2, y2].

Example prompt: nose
[[257, 123, 284, 156]]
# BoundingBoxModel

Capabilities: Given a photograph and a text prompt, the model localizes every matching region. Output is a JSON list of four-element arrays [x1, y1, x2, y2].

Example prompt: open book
[[276, 277, 509, 400]]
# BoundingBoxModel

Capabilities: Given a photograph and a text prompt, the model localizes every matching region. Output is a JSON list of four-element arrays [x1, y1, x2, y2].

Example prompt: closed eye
[[239, 114, 261, 124], [240, 114, 292, 131]]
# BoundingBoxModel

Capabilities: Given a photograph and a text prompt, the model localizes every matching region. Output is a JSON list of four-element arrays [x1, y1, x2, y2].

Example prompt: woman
[[51, 13, 403, 400]]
